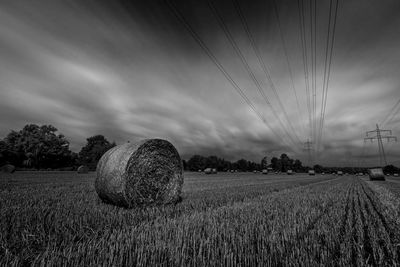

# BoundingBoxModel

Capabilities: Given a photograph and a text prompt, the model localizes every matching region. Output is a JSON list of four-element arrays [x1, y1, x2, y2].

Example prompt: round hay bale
[[212, 168, 217, 174], [77, 165, 89, 174], [262, 169, 268, 174], [204, 168, 212, 174], [0, 164, 16, 173], [95, 139, 183, 207], [368, 168, 385, 180]]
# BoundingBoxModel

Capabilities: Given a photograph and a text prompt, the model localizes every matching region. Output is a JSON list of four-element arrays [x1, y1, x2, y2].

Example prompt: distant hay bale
[[204, 168, 212, 174], [0, 164, 16, 173], [212, 168, 217, 174], [262, 169, 268, 174], [368, 168, 385, 181], [287, 170, 293, 175], [337, 171, 343, 176], [308, 170, 315, 176], [95, 139, 183, 208], [77, 165, 89, 174]]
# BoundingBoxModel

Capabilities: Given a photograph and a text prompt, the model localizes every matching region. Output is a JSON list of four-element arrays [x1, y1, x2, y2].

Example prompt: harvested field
[[1, 172, 400, 265]]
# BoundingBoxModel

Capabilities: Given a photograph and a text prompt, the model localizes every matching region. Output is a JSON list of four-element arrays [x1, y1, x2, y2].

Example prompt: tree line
[[1, 124, 398, 173], [0, 124, 308, 172], [0, 124, 115, 170], [183, 153, 307, 172]]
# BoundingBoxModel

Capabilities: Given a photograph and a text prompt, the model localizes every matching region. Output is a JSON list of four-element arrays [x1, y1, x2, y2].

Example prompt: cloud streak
[[0, 0, 400, 166]]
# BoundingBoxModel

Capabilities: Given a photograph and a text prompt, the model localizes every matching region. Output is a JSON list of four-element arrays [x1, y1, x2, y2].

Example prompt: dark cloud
[[0, 0, 400, 165]]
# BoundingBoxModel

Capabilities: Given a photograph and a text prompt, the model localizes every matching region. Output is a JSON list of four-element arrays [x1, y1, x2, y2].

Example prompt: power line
[[230, 0, 302, 146], [272, 0, 306, 137], [297, 0, 313, 140], [303, 139, 314, 166], [364, 124, 397, 167], [164, 0, 296, 153], [318, 0, 333, 150], [312, 0, 317, 146], [309, 0, 316, 145], [317, 0, 339, 152], [381, 98, 400, 127], [208, 0, 301, 149]]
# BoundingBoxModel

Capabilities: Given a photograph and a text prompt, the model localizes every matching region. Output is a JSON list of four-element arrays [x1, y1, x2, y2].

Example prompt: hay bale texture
[[95, 139, 183, 207], [204, 168, 212, 174], [77, 165, 89, 174], [368, 168, 385, 180], [0, 164, 16, 173]]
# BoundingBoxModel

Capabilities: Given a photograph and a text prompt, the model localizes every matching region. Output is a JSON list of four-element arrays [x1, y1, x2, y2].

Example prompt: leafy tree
[[313, 164, 324, 173], [78, 135, 116, 170], [0, 140, 7, 165], [235, 159, 248, 171], [2, 124, 73, 169], [187, 155, 207, 171], [383, 165, 399, 174], [271, 157, 279, 171], [261, 156, 268, 169], [206, 156, 219, 169], [280, 153, 293, 172], [293, 159, 303, 172]]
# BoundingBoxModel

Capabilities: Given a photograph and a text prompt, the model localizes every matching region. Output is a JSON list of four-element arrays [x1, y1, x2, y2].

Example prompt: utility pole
[[364, 124, 397, 167], [303, 139, 314, 167]]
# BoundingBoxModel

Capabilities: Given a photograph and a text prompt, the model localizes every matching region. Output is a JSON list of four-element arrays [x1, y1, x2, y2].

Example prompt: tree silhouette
[[78, 135, 116, 170]]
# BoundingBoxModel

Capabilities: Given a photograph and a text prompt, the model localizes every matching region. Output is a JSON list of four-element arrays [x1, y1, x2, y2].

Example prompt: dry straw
[[204, 168, 212, 174], [77, 165, 89, 174], [95, 139, 183, 207], [368, 168, 385, 180]]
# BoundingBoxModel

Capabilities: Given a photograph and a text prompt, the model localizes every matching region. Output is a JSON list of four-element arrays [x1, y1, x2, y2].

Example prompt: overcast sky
[[0, 0, 399, 166]]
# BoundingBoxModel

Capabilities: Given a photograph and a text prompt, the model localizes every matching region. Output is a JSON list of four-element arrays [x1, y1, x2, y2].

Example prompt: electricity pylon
[[364, 124, 397, 167], [303, 139, 314, 167]]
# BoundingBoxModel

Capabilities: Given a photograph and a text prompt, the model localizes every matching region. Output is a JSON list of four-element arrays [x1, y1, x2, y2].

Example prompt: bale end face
[[368, 168, 385, 181], [95, 139, 183, 208], [204, 168, 212, 174]]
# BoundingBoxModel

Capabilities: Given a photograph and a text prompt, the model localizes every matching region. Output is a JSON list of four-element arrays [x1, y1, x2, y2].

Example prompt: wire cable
[[209, 0, 301, 149], [317, 0, 339, 152], [164, 0, 297, 153], [381, 98, 400, 127], [230, 0, 303, 145], [272, 0, 307, 137], [297, 0, 313, 140]]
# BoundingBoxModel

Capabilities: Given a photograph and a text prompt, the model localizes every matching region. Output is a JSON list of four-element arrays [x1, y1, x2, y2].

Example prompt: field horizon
[[2, 171, 400, 266]]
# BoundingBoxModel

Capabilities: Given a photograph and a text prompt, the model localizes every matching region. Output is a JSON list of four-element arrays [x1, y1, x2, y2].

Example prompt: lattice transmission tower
[[364, 124, 397, 167]]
